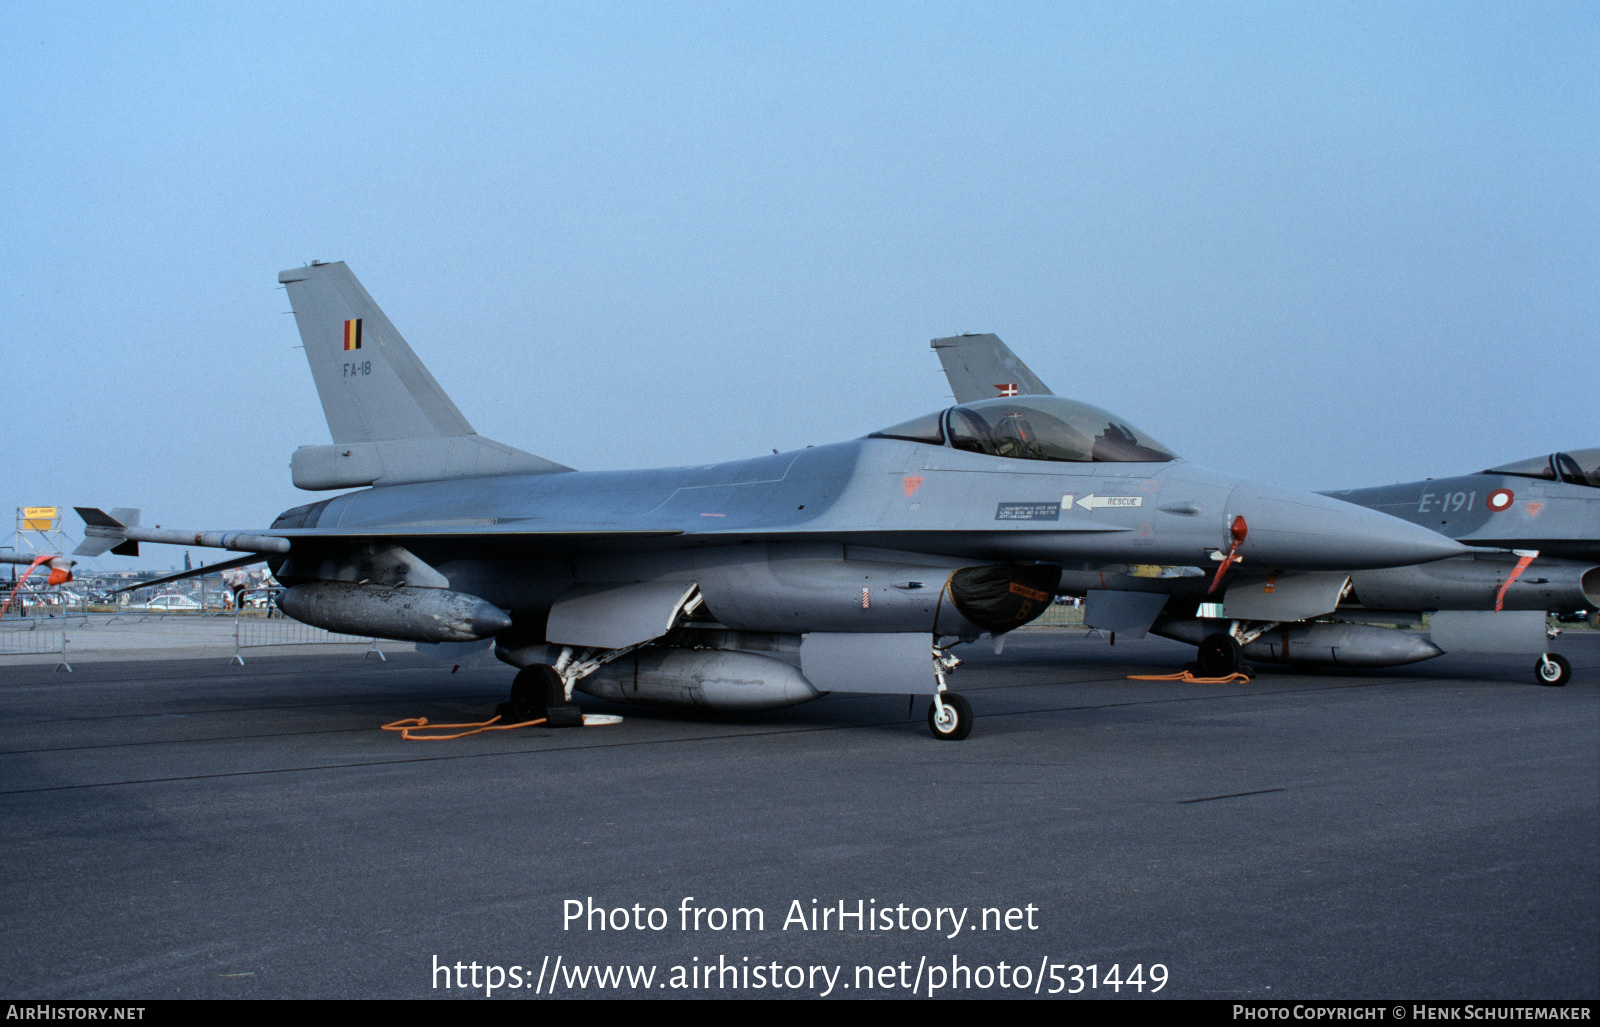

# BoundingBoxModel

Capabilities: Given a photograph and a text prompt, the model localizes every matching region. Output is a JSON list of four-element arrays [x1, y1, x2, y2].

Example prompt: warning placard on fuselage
[[995, 502, 1061, 521]]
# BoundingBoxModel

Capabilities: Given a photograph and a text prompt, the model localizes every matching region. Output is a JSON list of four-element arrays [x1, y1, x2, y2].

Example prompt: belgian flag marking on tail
[[343, 318, 362, 350]]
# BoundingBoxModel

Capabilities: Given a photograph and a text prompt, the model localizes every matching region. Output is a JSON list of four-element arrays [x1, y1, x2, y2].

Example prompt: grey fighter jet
[[933, 333, 1599, 686], [75, 264, 1469, 739]]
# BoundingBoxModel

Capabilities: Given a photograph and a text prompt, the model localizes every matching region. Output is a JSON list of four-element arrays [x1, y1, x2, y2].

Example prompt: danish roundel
[[1486, 488, 1514, 512]]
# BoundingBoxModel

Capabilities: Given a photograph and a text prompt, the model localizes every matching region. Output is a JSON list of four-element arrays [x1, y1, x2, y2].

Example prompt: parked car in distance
[[142, 594, 203, 611]]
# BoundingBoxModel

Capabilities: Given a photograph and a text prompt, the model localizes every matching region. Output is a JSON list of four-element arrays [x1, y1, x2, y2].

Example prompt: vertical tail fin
[[930, 333, 1055, 404], [277, 262, 570, 489], [279, 261, 474, 444]]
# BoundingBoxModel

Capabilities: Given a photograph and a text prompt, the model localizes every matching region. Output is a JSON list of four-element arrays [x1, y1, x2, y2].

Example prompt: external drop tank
[[1154, 617, 1444, 669], [277, 582, 513, 643]]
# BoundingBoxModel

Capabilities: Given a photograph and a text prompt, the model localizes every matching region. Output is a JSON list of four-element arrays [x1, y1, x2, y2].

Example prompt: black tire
[[1196, 633, 1242, 677], [927, 693, 973, 741], [1535, 654, 1571, 687], [507, 664, 565, 720]]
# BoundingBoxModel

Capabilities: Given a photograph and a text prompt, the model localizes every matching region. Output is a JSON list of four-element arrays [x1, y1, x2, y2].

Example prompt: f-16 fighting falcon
[[75, 263, 1469, 739], [933, 333, 1598, 686]]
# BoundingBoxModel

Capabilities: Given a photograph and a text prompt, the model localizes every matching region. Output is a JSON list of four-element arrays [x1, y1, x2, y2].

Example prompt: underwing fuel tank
[[1154, 617, 1443, 669], [576, 648, 824, 711], [1348, 558, 1600, 613], [277, 582, 513, 643]]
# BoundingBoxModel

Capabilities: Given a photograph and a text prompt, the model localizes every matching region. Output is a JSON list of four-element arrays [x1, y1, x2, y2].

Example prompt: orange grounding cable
[[1126, 671, 1253, 684], [382, 714, 546, 740]]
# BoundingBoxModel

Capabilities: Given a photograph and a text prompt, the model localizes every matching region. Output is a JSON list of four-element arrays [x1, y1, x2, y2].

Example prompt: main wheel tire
[[1535, 654, 1571, 687], [927, 693, 973, 741], [507, 664, 565, 720], [1196, 633, 1242, 677]]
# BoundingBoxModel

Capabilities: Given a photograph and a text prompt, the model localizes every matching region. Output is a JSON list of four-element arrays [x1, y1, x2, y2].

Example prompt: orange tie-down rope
[[1126, 671, 1254, 684], [382, 714, 546, 740]]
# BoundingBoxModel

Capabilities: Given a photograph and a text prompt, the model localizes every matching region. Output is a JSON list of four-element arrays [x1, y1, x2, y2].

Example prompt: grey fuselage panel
[[272, 438, 1214, 568], [265, 436, 1209, 630], [1326, 472, 1600, 561], [259, 429, 1471, 633]]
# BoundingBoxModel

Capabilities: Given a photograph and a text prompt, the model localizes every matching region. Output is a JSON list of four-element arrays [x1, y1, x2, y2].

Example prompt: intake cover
[[948, 565, 1063, 633]]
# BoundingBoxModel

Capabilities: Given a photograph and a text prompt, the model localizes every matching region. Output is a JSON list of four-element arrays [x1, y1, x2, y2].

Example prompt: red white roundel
[[1487, 488, 1515, 512]]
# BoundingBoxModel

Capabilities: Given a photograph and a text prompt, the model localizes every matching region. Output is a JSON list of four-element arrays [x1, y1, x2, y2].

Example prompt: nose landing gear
[[1535, 653, 1571, 687], [928, 692, 973, 740]]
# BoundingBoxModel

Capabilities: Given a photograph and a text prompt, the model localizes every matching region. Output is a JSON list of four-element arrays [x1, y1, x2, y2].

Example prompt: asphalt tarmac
[[1, 628, 1594, 1000]]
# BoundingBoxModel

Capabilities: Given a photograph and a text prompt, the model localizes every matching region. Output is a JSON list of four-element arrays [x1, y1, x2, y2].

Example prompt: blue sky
[[4, 2, 1595, 569]]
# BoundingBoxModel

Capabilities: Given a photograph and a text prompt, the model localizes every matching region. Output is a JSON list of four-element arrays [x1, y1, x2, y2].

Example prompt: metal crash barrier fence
[[0, 589, 74, 671], [231, 587, 387, 665], [9, 588, 235, 626], [0, 614, 71, 671], [0, 587, 388, 669], [1, 589, 98, 624]]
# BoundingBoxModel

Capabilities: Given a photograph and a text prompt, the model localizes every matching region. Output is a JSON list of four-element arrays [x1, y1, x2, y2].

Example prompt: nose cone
[[1228, 481, 1471, 570]]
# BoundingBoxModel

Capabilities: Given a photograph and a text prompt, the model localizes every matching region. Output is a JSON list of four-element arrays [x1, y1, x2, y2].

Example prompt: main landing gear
[[1535, 653, 1571, 687], [500, 664, 584, 727], [1196, 633, 1243, 678]]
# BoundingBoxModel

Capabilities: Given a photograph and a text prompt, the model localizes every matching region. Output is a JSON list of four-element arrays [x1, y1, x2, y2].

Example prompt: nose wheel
[[928, 693, 973, 740], [1535, 653, 1571, 687]]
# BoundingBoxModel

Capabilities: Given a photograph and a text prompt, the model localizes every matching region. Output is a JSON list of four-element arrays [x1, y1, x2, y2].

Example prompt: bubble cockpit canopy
[[1486, 448, 1600, 489], [869, 396, 1179, 464]]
